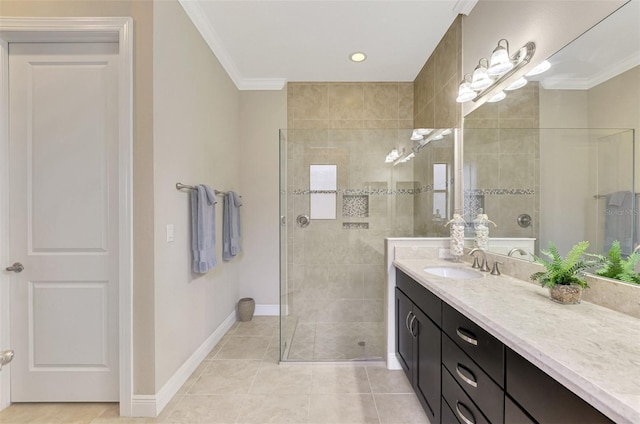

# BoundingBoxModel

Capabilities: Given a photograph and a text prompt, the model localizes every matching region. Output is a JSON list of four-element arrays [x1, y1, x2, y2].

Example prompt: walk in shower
[[279, 128, 456, 361]]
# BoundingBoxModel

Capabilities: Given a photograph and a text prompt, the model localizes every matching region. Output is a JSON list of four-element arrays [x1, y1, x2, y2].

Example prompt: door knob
[[5, 262, 24, 273], [0, 350, 14, 370]]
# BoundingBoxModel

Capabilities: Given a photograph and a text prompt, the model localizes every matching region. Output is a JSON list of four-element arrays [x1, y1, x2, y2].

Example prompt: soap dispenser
[[445, 211, 466, 261], [473, 209, 496, 251]]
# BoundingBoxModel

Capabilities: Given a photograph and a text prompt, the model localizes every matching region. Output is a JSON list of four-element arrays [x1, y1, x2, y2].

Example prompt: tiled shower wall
[[463, 82, 540, 240], [413, 16, 462, 236], [285, 82, 414, 359]]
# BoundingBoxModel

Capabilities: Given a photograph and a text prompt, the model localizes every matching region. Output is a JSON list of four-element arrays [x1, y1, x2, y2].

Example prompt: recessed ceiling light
[[350, 52, 367, 62]]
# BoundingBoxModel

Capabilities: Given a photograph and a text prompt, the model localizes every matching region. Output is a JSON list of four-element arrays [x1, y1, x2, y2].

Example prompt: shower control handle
[[517, 214, 532, 228], [296, 214, 310, 228]]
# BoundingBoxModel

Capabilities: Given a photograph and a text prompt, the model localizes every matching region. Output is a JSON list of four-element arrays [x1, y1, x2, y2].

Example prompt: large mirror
[[463, 0, 639, 259]]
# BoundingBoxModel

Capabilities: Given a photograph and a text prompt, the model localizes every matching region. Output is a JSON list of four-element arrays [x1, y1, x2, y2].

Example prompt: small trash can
[[238, 298, 255, 322]]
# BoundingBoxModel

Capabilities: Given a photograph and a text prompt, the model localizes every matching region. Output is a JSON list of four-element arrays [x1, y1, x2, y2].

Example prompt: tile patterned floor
[[287, 322, 385, 361], [0, 317, 428, 424]]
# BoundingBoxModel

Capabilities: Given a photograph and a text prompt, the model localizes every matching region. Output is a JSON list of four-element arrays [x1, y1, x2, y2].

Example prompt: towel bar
[[176, 182, 241, 197]]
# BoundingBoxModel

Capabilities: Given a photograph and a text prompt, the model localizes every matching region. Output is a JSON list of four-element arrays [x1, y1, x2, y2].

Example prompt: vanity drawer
[[441, 397, 461, 424], [442, 335, 504, 424], [442, 303, 504, 385], [396, 269, 442, 327], [442, 365, 490, 424], [506, 348, 613, 423]]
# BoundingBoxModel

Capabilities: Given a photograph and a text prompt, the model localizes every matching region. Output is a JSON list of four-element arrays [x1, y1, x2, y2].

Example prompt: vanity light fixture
[[525, 59, 551, 76], [411, 128, 453, 153], [385, 148, 403, 163], [456, 75, 478, 102], [393, 152, 415, 166], [470, 58, 493, 90], [456, 39, 536, 104], [350, 52, 367, 62], [487, 39, 515, 76], [410, 128, 432, 141]]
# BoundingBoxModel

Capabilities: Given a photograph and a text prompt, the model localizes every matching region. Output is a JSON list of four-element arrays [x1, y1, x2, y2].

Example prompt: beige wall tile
[[364, 83, 399, 120], [329, 84, 365, 120]]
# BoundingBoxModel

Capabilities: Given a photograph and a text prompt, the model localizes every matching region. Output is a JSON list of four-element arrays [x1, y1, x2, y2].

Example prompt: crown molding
[[237, 78, 287, 91], [452, 0, 478, 16], [179, 0, 284, 91], [542, 51, 640, 90]]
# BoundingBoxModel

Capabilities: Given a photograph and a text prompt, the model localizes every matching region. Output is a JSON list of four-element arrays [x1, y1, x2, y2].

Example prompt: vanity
[[388, 247, 640, 424]]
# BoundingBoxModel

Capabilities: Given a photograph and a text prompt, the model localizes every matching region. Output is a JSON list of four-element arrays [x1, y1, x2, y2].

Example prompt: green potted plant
[[596, 241, 640, 285], [531, 241, 604, 304]]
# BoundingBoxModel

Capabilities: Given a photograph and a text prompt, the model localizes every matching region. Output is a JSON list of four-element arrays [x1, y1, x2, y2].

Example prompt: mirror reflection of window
[[433, 163, 449, 220]]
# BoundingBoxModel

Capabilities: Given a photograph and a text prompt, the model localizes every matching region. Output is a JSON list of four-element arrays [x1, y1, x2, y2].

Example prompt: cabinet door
[[413, 306, 441, 424], [505, 395, 535, 424], [395, 288, 414, 379]]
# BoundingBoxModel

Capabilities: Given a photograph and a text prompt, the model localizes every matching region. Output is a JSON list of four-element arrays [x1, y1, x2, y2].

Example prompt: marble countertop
[[394, 258, 640, 424]]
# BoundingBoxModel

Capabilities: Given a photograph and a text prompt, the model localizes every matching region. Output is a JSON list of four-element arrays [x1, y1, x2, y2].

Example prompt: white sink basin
[[424, 266, 483, 279]]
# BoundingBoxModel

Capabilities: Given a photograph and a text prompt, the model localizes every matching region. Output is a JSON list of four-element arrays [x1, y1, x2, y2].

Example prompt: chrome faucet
[[508, 248, 527, 257], [469, 248, 490, 272]]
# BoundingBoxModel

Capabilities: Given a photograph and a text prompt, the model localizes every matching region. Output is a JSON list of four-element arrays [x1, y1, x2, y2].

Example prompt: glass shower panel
[[279, 128, 420, 362]]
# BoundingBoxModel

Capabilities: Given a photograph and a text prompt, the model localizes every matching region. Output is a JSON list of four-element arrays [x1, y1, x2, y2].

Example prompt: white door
[[7, 42, 119, 401]]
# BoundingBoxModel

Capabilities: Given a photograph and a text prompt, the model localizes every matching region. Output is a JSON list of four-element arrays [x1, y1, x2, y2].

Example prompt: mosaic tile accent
[[343, 222, 369, 230], [463, 194, 485, 229], [465, 188, 535, 196], [343, 195, 369, 217], [291, 183, 454, 196]]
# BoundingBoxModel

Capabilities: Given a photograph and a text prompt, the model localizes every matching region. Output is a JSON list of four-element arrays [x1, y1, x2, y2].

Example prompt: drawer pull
[[409, 315, 417, 338], [456, 327, 478, 346], [455, 364, 478, 388], [455, 401, 476, 424]]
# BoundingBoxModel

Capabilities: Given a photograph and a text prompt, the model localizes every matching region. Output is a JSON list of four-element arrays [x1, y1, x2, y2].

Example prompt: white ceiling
[[179, 0, 476, 90], [178, 0, 639, 91]]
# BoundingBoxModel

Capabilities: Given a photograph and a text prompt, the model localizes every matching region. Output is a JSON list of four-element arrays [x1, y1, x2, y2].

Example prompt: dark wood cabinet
[[505, 395, 535, 424], [395, 267, 613, 424], [442, 365, 490, 424], [396, 288, 441, 423], [506, 348, 614, 424], [442, 334, 504, 424], [395, 286, 414, 376], [442, 303, 504, 386], [413, 305, 442, 422], [395, 280, 442, 424]]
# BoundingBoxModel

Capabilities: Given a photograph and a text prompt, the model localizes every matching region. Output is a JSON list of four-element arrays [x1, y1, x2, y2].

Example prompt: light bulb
[[505, 77, 527, 91], [470, 62, 493, 91], [487, 44, 514, 76], [487, 91, 506, 103], [456, 81, 477, 103], [525, 60, 551, 76]]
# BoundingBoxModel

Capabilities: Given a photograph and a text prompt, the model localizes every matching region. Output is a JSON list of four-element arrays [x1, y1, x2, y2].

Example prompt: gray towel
[[604, 191, 633, 255], [191, 185, 217, 273], [608, 191, 627, 207], [222, 191, 242, 261]]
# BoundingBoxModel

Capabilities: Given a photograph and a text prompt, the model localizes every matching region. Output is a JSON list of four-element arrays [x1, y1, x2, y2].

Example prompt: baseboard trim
[[387, 353, 402, 370], [254, 304, 279, 316], [130, 309, 237, 417]]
